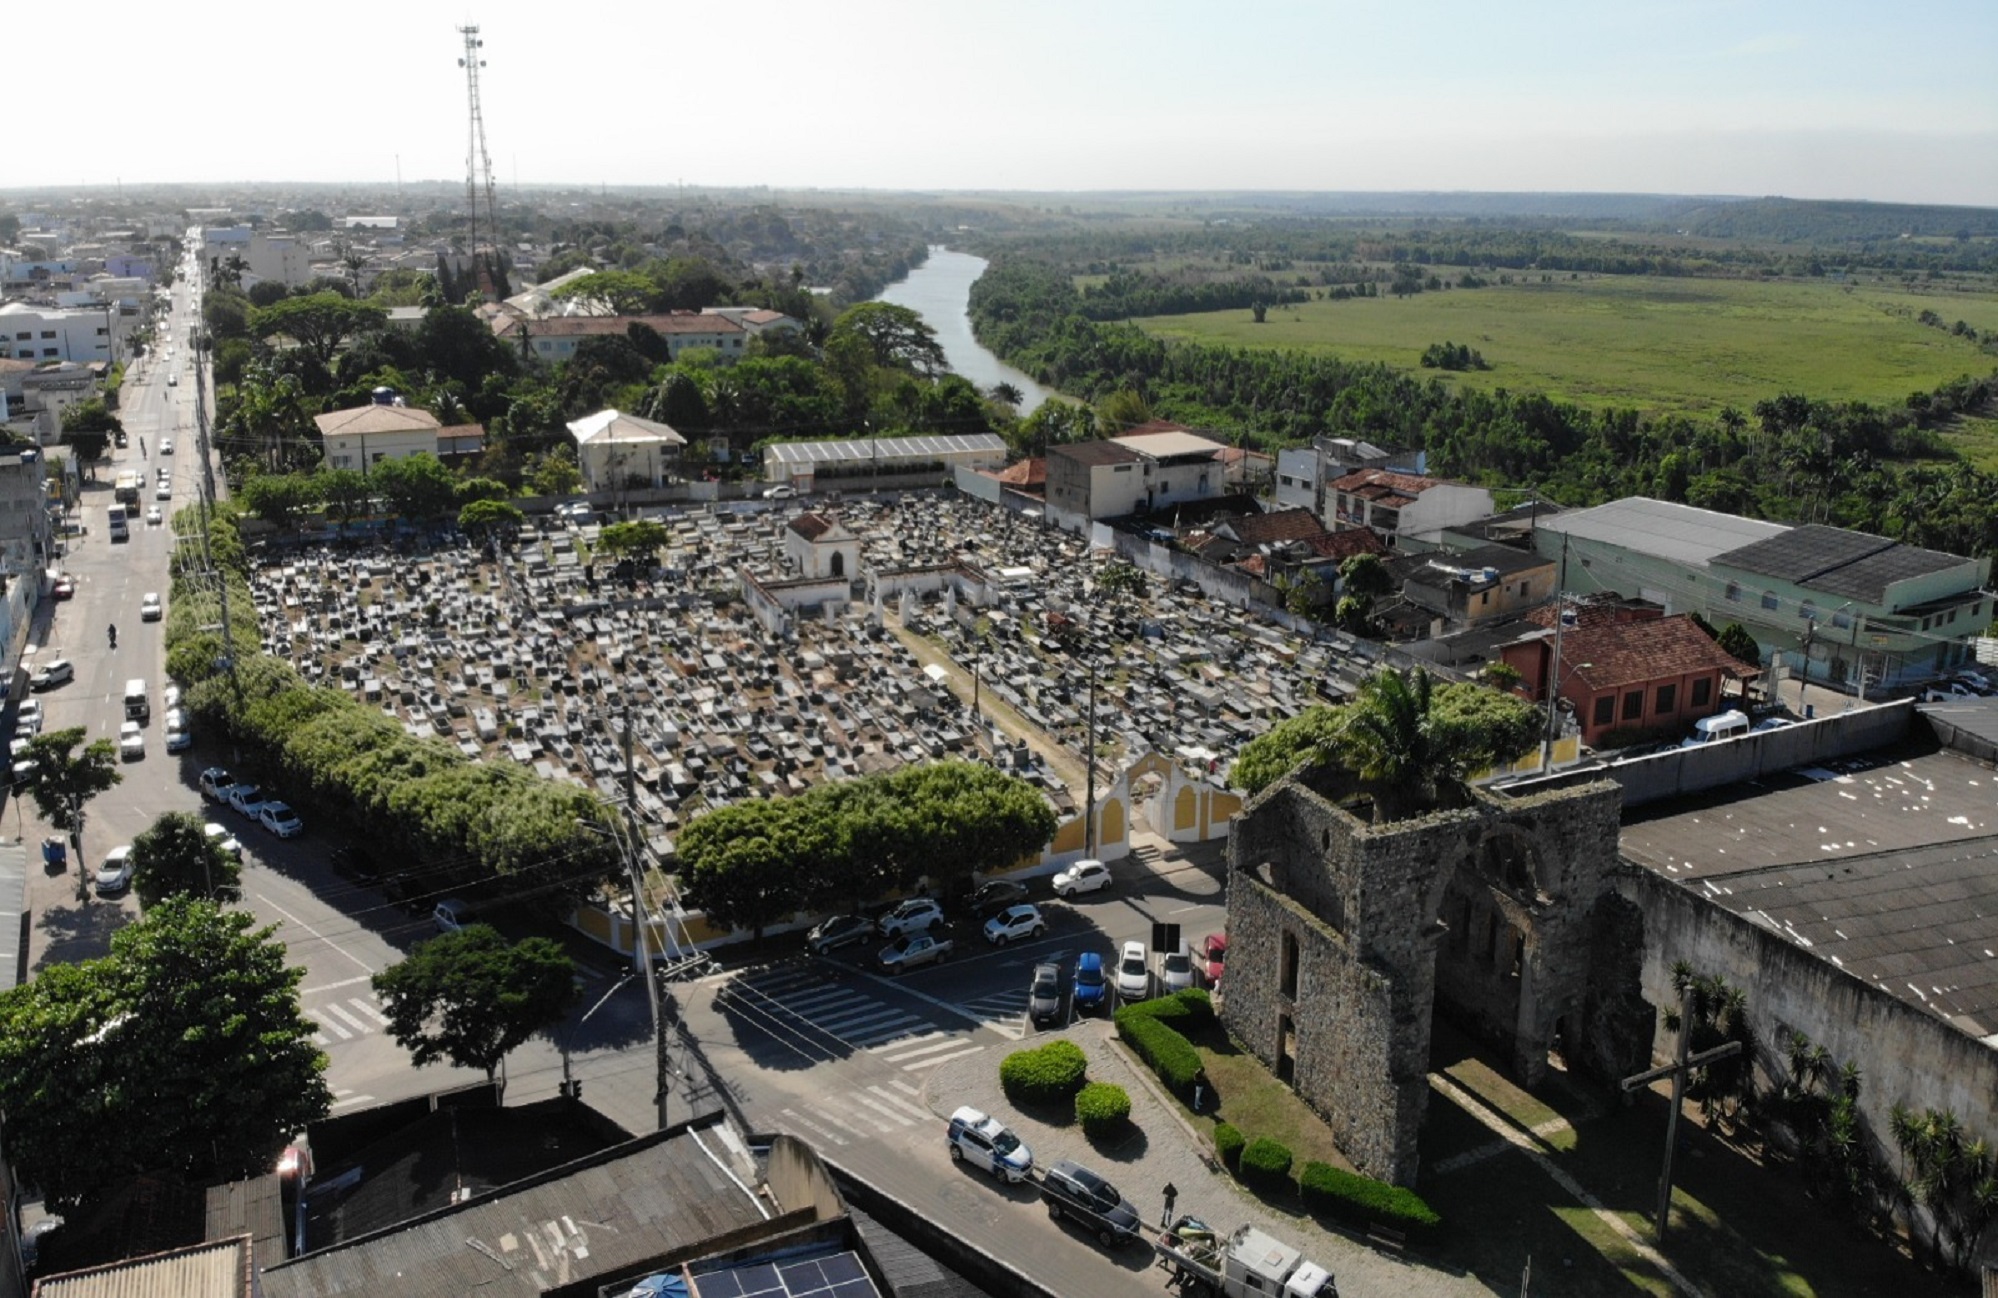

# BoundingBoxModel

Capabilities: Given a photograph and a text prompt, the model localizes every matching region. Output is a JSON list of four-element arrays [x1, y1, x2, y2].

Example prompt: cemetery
[[242, 491, 1390, 869]]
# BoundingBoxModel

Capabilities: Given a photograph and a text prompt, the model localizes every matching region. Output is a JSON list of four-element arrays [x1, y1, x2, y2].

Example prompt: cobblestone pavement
[[917, 1022, 1502, 1298]]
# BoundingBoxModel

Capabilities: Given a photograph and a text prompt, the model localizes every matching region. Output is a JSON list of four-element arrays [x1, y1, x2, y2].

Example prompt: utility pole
[[620, 700, 669, 1132], [1541, 532, 1570, 771], [191, 327, 242, 732], [1085, 659, 1098, 857], [1621, 986, 1742, 1244]]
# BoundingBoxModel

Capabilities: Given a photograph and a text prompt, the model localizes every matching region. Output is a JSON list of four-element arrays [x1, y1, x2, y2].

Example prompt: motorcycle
[[107, 624, 117, 649]]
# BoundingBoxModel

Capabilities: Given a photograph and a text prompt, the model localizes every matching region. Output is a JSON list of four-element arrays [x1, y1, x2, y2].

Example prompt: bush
[[1239, 1137, 1295, 1193], [1298, 1161, 1443, 1239], [1074, 1082, 1131, 1140], [1215, 1122, 1245, 1171], [1171, 987, 1214, 1031], [999, 1039, 1089, 1107], [1115, 1006, 1203, 1098]]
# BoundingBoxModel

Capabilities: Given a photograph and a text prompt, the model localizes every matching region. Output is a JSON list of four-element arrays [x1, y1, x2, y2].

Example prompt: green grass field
[[1135, 275, 1998, 418]]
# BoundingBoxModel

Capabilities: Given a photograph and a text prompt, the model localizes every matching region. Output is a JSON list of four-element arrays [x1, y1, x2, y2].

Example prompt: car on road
[[95, 846, 135, 896], [146, 506, 163, 526], [1115, 940, 1151, 1002], [969, 878, 1029, 915], [16, 700, 41, 731], [1029, 962, 1064, 1025], [204, 822, 243, 860], [1158, 944, 1194, 995], [159, 438, 174, 454], [1073, 951, 1108, 1013], [876, 897, 944, 937], [51, 576, 74, 600], [1052, 858, 1112, 898], [761, 485, 797, 500], [1041, 1159, 1141, 1247], [1751, 716, 1796, 733], [433, 898, 473, 933], [118, 721, 144, 761], [199, 767, 235, 802], [226, 782, 266, 817], [140, 592, 163, 621], [805, 913, 873, 955], [1923, 681, 1982, 702], [164, 709, 192, 752], [259, 801, 303, 838], [29, 660, 74, 691], [154, 483, 172, 501], [983, 903, 1046, 946], [876, 931, 952, 974], [1199, 932, 1227, 989], [946, 1106, 1033, 1182]]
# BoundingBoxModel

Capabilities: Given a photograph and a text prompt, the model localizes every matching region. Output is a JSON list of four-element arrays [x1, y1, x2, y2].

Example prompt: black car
[[806, 914, 873, 955], [1041, 1159, 1142, 1247], [970, 878, 1030, 915]]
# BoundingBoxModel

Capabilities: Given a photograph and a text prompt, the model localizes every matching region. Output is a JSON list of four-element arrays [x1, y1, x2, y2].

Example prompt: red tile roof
[[1223, 508, 1329, 546], [997, 457, 1046, 488], [787, 512, 841, 541], [1307, 529, 1388, 561], [1555, 615, 1760, 692], [1331, 467, 1441, 499]]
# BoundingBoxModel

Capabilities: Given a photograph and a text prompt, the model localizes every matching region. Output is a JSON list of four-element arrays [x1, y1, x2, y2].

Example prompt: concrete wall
[[1621, 863, 1998, 1177], [1513, 701, 1916, 808]]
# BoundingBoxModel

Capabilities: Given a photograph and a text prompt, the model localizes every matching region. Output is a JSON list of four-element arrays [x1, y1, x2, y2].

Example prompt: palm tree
[[988, 382, 1023, 409]]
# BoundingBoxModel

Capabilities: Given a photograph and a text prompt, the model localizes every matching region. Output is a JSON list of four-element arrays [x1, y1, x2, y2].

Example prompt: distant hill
[[1663, 197, 1998, 244]]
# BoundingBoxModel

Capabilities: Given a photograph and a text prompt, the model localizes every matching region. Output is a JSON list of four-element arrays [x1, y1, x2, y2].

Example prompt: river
[[875, 246, 1054, 414]]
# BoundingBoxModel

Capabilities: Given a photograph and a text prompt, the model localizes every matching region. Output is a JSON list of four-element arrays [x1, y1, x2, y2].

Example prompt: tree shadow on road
[[34, 896, 134, 970]]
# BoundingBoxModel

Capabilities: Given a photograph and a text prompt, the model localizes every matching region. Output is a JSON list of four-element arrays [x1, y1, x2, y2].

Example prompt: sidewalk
[[917, 1022, 1496, 1297]]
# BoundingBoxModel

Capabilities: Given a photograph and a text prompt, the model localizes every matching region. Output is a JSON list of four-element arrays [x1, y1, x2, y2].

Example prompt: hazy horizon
[[26, 0, 1998, 207]]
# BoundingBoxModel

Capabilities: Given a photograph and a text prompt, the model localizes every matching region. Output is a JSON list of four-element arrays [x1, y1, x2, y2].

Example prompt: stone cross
[[1620, 985, 1743, 1243]]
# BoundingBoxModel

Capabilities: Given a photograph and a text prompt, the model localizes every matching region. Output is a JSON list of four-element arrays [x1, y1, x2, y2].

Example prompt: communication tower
[[456, 25, 501, 293]]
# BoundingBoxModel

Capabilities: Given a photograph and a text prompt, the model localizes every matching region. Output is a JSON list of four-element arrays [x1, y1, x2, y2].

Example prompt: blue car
[[1072, 951, 1108, 1013]]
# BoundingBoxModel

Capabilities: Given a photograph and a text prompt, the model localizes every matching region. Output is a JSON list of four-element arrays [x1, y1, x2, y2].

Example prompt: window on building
[[39, 331, 54, 339], [95, 327, 108, 336], [1692, 678, 1712, 707], [1480, 590, 1490, 606], [1279, 931, 1299, 999], [1831, 608, 1852, 629], [1623, 689, 1644, 721], [1591, 695, 1613, 726], [1761, 590, 1779, 610], [1656, 683, 1677, 713], [41, 348, 56, 357], [12, 332, 28, 341], [1800, 601, 1817, 620]]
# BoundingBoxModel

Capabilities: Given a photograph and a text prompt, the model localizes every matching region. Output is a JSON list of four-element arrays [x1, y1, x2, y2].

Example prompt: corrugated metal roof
[[765, 434, 1006, 468], [1713, 524, 1971, 605], [34, 1235, 252, 1298], [1538, 497, 1788, 567]]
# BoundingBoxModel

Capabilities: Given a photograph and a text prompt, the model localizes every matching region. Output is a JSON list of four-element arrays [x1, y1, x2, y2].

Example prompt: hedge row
[[1115, 1006, 1203, 1098], [1239, 1137, 1295, 1192], [999, 1039, 1088, 1107], [1298, 1161, 1443, 1239], [1214, 1122, 1245, 1171], [1074, 1082, 1131, 1139], [165, 505, 620, 896]]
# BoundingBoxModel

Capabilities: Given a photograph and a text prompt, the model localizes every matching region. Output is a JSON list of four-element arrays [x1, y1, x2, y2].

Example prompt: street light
[[578, 812, 667, 1132], [559, 969, 634, 1101]]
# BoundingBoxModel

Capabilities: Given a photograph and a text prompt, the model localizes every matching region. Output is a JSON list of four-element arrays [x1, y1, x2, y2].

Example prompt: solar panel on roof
[[693, 1253, 881, 1298]]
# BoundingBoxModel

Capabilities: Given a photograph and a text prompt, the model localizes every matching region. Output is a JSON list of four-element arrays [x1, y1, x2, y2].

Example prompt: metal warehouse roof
[[1537, 497, 1789, 568], [1713, 523, 1971, 606], [764, 434, 1006, 467]]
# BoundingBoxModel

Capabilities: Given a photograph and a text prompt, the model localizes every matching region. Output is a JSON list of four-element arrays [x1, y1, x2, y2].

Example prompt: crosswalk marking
[[780, 1108, 847, 1146], [866, 1085, 931, 1124], [899, 1045, 984, 1071], [330, 1089, 374, 1112], [850, 1093, 916, 1127], [308, 994, 389, 1047], [873, 1033, 959, 1061], [323, 1002, 373, 1033]]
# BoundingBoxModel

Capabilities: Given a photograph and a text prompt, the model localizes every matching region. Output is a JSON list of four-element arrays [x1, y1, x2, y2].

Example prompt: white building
[[1045, 431, 1228, 532], [784, 512, 860, 581], [314, 402, 441, 470], [198, 227, 311, 289], [1328, 467, 1493, 548], [699, 306, 803, 337], [0, 303, 113, 364], [566, 409, 686, 494], [762, 433, 1008, 490], [494, 312, 747, 364]]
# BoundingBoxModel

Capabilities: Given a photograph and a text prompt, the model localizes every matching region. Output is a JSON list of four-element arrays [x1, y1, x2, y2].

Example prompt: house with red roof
[[1330, 467, 1492, 547], [1500, 613, 1760, 747]]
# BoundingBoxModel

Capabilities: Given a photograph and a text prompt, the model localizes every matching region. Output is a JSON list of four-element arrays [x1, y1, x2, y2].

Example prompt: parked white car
[[260, 801, 304, 838], [118, 721, 144, 761], [1053, 858, 1112, 898], [1115, 940, 1151, 1002], [946, 1106, 1033, 1183], [95, 845, 135, 895]]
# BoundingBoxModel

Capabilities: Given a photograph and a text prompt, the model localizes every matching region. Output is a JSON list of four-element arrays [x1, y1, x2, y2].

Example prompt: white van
[[123, 679, 150, 723], [1681, 709, 1749, 748]]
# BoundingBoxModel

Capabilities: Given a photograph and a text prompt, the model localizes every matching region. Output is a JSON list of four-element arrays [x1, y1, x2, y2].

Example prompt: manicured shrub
[[1074, 1082, 1132, 1140], [1115, 1006, 1202, 1098], [1238, 1137, 1295, 1193], [1214, 1122, 1246, 1171], [999, 1039, 1089, 1107], [1171, 987, 1215, 1031], [1298, 1161, 1443, 1239]]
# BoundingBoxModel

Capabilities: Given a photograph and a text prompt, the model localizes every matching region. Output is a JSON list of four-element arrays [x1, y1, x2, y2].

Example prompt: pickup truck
[[876, 931, 952, 974], [1155, 1217, 1337, 1298]]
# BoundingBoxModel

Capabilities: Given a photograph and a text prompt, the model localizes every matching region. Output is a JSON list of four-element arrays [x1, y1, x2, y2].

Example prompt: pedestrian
[[1161, 1180, 1178, 1227]]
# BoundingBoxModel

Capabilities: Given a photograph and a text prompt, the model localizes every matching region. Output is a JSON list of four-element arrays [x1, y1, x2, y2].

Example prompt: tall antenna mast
[[457, 24, 499, 293]]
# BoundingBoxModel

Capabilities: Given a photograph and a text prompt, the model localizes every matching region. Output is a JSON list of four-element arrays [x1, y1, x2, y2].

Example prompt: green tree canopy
[[0, 897, 329, 1210], [247, 292, 388, 365], [596, 519, 669, 562], [369, 453, 459, 521], [372, 925, 577, 1087], [524, 445, 585, 496], [458, 498, 524, 548], [550, 270, 659, 316], [60, 399, 122, 461], [1339, 552, 1396, 598], [131, 811, 241, 908], [316, 466, 371, 530], [1715, 621, 1762, 666], [1232, 707, 1349, 797], [238, 472, 320, 531], [19, 727, 121, 889], [828, 302, 947, 378]]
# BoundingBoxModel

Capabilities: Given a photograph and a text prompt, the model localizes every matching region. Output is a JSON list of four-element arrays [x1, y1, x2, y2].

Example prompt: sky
[[37, 0, 1998, 206]]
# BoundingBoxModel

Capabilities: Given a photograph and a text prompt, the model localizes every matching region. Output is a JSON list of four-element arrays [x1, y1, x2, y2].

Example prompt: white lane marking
[[322, 1002, 373, 1034], [780, 1108, 847, 1146], [256, 893, 377, 976], [349, 998, 389, 1025], [810, 1106, 873, 1139], [330, 1092, 374, 1111], [877, 1035, 966, 1062], [867, 1085, 931, 1124], [900, 1045, 985, 1071], [312, 1013, 353, 1041], [849, 1093, 914, 1127], [830, 1100, 899, 1133], [300, 974, 373, 996]]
